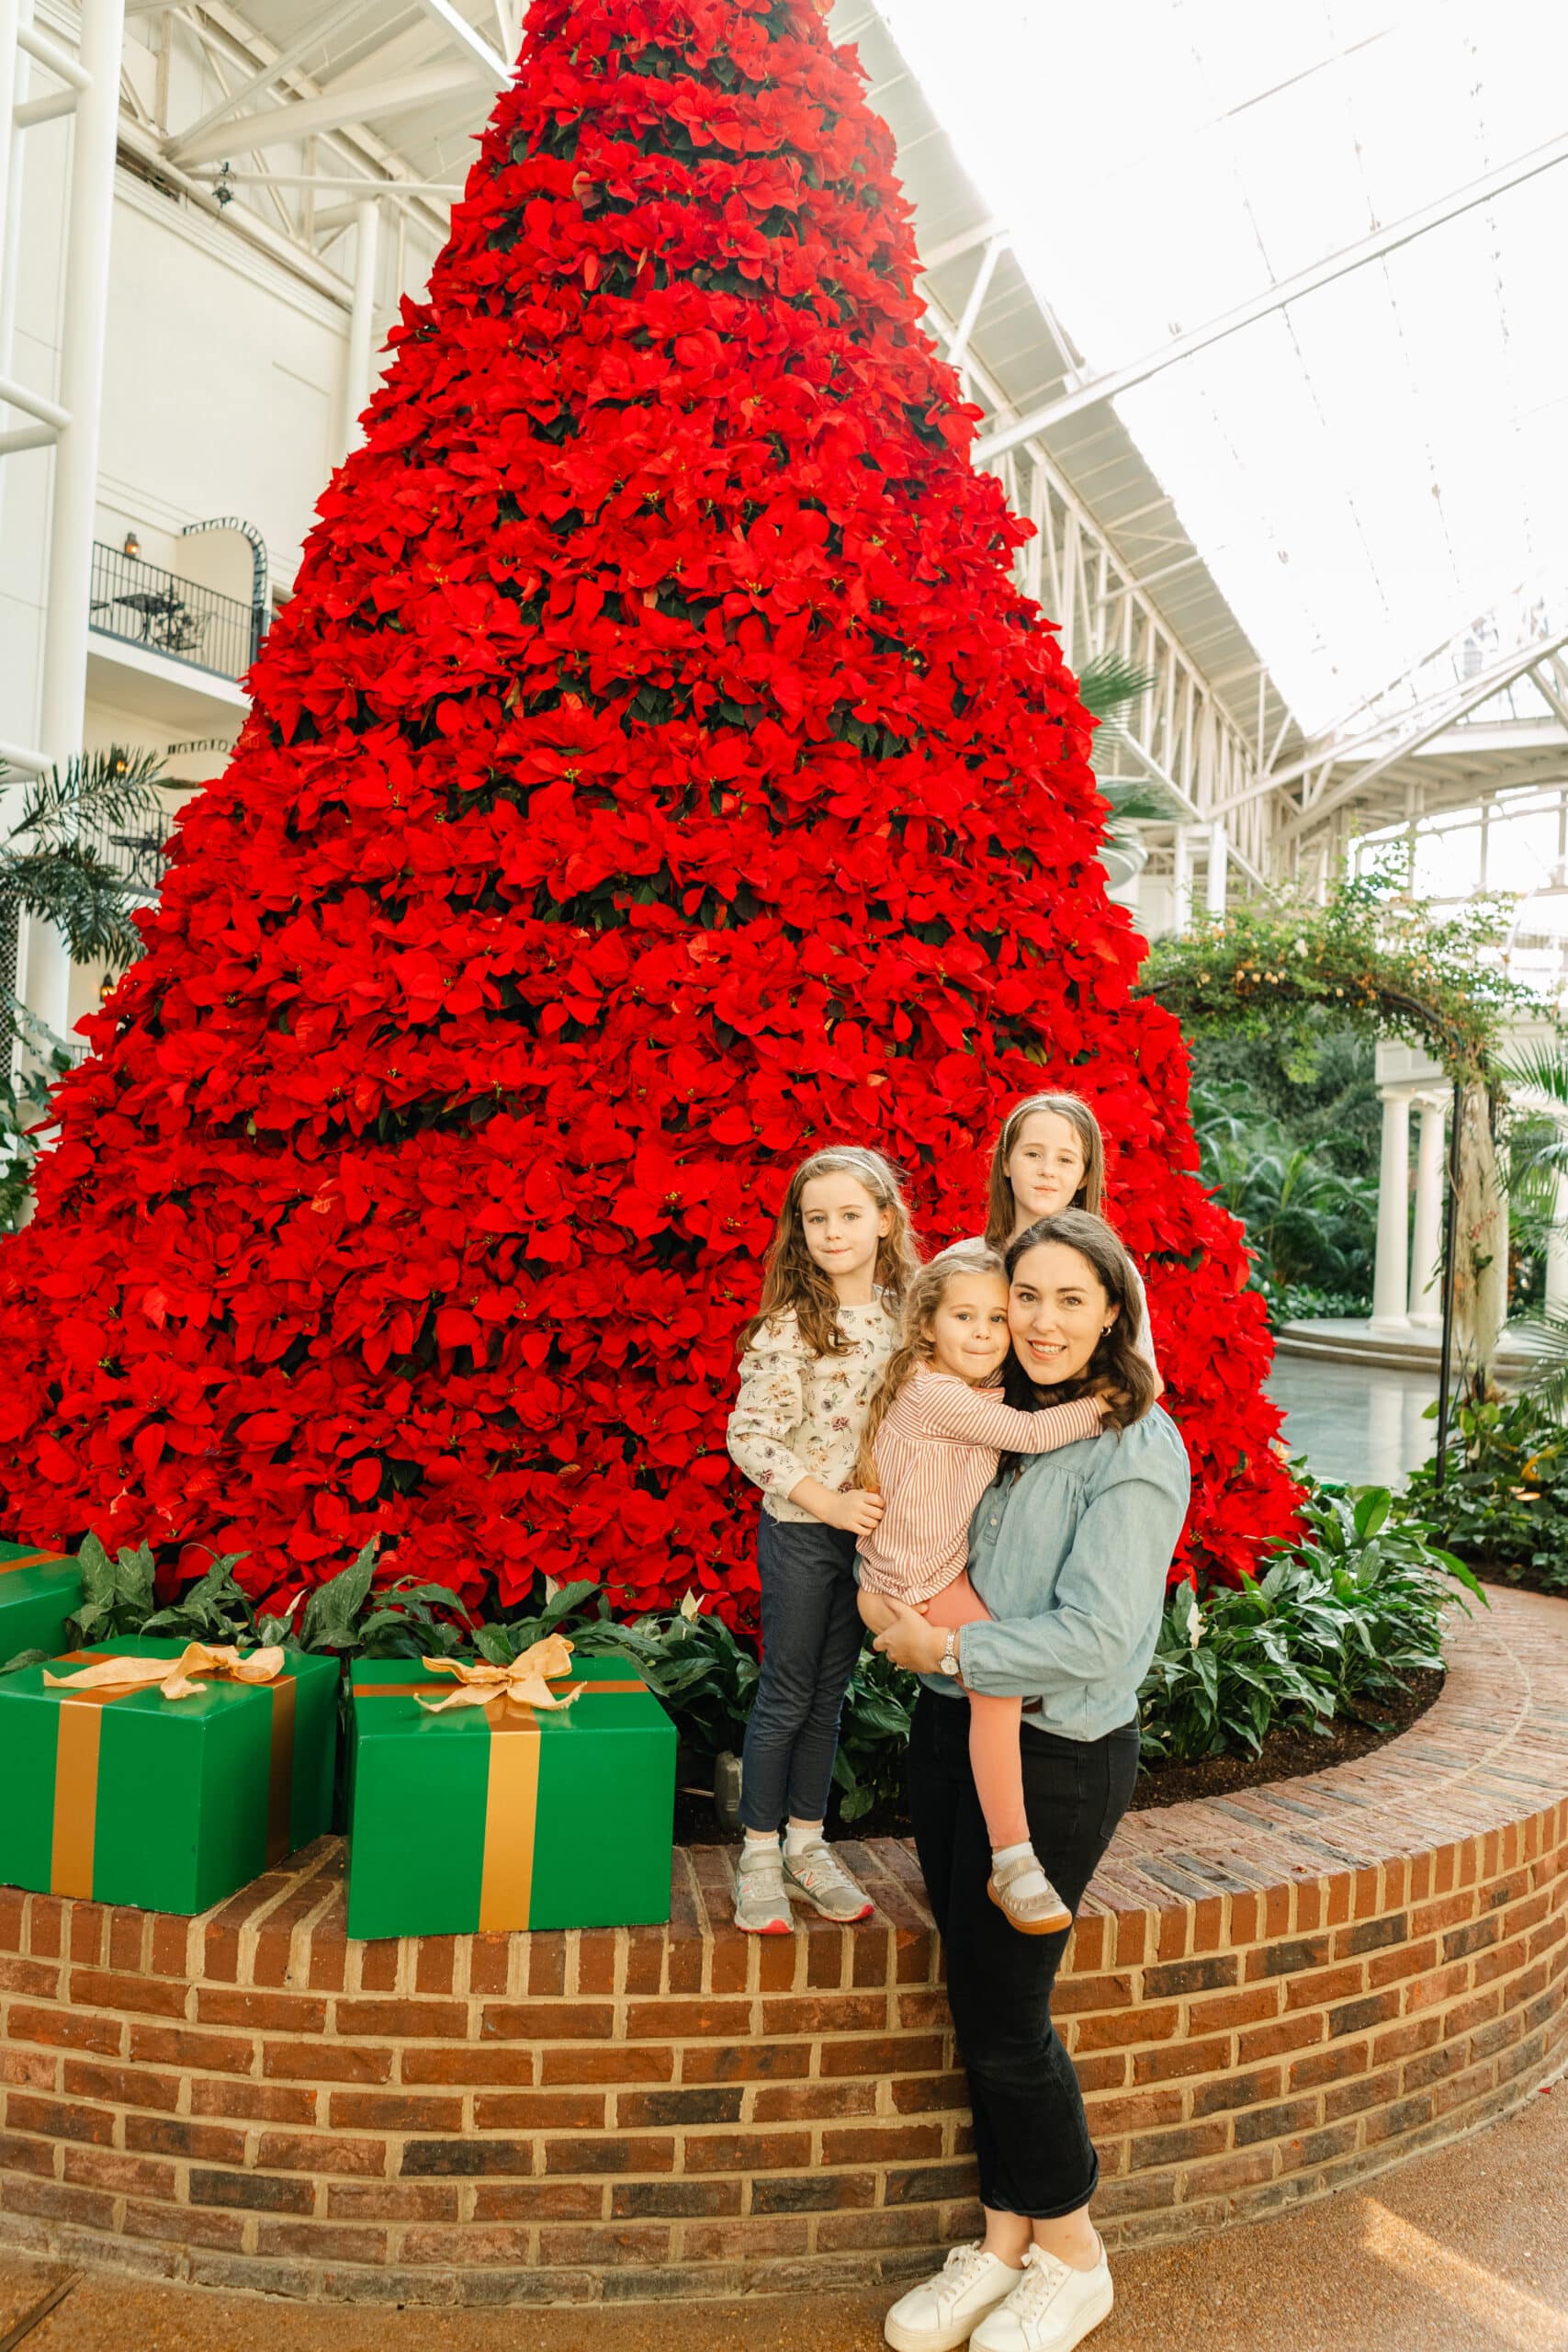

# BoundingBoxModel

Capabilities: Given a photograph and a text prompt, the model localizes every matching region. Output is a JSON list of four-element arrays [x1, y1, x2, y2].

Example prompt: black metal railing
[[88, 541, 259, 680], [83, 808, 172, 903]]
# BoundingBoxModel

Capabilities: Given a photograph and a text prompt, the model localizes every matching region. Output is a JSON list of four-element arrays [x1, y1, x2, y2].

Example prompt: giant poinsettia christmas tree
[[0, 0, 1300, 1616]]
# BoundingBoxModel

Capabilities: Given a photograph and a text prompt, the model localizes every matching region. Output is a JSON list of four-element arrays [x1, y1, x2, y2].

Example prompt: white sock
[[742, 1832, 780, 1863], [992, 1840, 1051, 1900], [784, 1823, 821, 1859]]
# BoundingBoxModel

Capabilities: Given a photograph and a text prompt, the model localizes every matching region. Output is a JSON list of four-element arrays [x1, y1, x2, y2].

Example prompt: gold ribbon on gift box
[[353, 1636, 649, 1931], [43, 1645, 297, 1901], [0, 1548, 71, 1577]]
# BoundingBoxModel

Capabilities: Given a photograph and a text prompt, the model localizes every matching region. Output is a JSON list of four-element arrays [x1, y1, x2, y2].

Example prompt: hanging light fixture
[[123, 531, 141, 561]]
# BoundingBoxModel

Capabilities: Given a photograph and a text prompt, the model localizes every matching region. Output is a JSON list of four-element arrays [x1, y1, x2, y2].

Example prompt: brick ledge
[[0, 1586, 1564, 2304]]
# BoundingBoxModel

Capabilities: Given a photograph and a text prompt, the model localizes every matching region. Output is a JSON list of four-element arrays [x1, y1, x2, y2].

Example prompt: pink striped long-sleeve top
[[857, 1368, 1104, 1607]]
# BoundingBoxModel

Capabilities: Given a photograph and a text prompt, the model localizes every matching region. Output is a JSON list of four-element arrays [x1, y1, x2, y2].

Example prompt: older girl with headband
[[727, 1145, 921, 1936]]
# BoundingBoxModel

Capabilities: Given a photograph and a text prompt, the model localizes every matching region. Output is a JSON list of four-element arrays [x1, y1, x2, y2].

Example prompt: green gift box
[[0, 1637, 338, 1915], [345, 1651, 675, 1939], [0, 1540, 83, 1663]]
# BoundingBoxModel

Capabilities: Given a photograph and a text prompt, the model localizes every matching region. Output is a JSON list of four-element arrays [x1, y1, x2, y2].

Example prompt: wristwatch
[[938, 1630, 961, 1679]]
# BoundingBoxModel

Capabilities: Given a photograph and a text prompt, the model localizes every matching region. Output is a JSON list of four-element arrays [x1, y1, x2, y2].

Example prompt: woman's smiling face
[[1008, 1240, 1116, 1385], [1004, 1111, 1088, 1229]]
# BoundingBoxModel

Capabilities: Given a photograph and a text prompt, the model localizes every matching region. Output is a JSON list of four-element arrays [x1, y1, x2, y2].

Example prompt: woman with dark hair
[[876, 1211, 1190, 2352]]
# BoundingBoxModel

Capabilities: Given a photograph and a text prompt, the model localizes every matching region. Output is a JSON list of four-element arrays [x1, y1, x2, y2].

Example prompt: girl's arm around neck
[[916, 1371, 1104, 1453]]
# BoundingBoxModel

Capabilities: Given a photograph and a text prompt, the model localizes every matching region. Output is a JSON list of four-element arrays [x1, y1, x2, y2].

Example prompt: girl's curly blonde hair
[[853, 1240, 1006, 1488], [740, 1146, 922, 1363]]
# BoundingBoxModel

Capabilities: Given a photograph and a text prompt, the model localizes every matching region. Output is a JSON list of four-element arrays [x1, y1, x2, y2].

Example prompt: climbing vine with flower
[[1141, 864, 1528, 1084]]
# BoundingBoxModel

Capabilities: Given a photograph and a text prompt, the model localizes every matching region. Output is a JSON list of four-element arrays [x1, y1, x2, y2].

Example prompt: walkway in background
[[1265, 1351, 1438, 1488], [2, 2076, 1565, 2349]]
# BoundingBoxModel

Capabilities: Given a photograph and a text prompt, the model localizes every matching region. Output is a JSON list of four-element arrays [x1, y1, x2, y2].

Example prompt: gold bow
[[414, 1634, 581, 1713], [43, 1643, 287, 1702]]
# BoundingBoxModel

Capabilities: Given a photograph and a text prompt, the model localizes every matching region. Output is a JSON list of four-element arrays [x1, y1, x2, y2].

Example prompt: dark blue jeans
[[909, 1687, 1141, 2218], [739, 1512, 863, 1834]]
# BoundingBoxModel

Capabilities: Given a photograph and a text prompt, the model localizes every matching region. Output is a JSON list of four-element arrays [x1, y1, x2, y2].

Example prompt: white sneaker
[[884, 2243, 1024, 2352], [970, 2241, 1113, 2351]]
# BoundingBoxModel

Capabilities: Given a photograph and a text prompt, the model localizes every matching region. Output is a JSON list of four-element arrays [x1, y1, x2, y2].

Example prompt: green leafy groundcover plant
[[6, 1482, 1478, 1815], [1396, 1393, 1568, 1593], [1139, 1487, 1480, 1765]]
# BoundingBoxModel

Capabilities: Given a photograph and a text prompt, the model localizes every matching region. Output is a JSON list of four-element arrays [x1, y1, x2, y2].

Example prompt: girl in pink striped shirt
[[855, 1242, 1111, 1936]]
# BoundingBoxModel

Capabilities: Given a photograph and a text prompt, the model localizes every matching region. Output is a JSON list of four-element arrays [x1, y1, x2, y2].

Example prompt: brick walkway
[[1, 1585, 1565, 2303]]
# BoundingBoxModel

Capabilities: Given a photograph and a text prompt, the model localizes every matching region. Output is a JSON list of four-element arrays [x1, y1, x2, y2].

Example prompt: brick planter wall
[[1, 1586, 1565, 2307]]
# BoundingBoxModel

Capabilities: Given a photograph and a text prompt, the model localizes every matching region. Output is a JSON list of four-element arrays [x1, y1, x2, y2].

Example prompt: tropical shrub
[[1190, 1081, 1377, 1297], [1396, 1392, 1568, 1590], [1138, 1487, 1479, 1763]]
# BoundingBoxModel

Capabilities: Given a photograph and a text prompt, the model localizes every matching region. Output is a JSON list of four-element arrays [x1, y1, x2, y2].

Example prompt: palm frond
[[1499, 1039, 1568, 1106], [4, 745, 170, 851], [0, 843, 149, 967], [1509, 1309, 1568, 1417], [1076, 653, 1158, 723]]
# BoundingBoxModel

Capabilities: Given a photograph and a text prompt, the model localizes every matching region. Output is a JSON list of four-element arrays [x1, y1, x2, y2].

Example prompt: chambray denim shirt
[[920, 1406, 1191, 1741]]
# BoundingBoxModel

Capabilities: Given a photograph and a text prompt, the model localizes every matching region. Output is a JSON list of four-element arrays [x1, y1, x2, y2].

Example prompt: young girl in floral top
[[726, 1146, 920, 1935], [856, 1243, 1110, 1935]]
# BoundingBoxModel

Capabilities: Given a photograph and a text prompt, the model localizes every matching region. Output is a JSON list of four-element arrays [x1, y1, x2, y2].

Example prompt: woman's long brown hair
[[852, 1240, 1006, 1489], [740, 1147, 922, 1363], [1001, 1211, 1157, 1433], [983, 1093, 1106, 1251]]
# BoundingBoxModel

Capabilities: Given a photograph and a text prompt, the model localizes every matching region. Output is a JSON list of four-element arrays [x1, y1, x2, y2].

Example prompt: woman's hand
[[872, 1600, 952, 1676]]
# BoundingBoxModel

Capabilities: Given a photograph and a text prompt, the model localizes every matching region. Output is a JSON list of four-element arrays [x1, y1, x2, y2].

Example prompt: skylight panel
[[874, 0, 1568, 735]]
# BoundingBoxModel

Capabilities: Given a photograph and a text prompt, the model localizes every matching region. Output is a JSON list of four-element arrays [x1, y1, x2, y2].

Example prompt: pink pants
[[920, 1572, 1028, 1851]]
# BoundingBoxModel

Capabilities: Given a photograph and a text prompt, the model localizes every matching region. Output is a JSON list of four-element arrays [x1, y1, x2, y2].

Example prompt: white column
[[1171, 825, 1193, 934], [1548, 1167, 1568, 1325], [0, 0, 35, 551], [1205, 818, 1228, 917], [1371, 1088, 1412, 1331], [1407, 1096, 1446, 1325], [31, 0, 126, 1045], [343, 197, 381, 451]]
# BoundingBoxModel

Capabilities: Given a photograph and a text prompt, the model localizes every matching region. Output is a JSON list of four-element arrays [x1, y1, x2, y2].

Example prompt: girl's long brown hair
[[984, 1092, 1106, 1251], [853, 1240, 1006, 1488], [1002, 1211, 1156, 1433], [740, 1147, 921, 1363]]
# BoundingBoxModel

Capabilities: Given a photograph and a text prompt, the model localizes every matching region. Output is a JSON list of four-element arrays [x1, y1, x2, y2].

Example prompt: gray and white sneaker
[[970, 2241, 1113, 2351], [733, 1839, 793, 1935], [782, 1838, 874, 1924], [884, 2243, 1024, 2352]]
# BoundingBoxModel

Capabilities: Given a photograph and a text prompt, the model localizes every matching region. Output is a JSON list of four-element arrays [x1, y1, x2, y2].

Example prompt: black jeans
[[739, 1513, 863, 1833], [908, 1688, 1141, 2218]]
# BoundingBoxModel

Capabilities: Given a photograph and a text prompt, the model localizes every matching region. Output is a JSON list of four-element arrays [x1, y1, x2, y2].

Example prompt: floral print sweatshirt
[[726, 1301, 897, 1524]]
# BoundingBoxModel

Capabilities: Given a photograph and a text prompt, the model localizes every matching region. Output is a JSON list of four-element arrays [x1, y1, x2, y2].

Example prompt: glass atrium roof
[[877, 0, 1568, 739]]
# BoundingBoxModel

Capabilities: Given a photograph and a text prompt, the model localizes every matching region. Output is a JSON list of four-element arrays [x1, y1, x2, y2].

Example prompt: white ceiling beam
[[975, 125, 1568, 465], [1285, 629, 1568, 839], [164, 0, 373, 162], [169, 60, 484, 166], [918, 215, 1008, 274], [1529, 662, 1568, 733], [190, 167, 462, 196], [412, 0, 510, 88], [944, 234, 1006, 372]]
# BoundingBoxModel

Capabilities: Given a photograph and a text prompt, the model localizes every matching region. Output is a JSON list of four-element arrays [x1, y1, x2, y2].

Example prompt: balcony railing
[[88, 541, 261, 682]]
